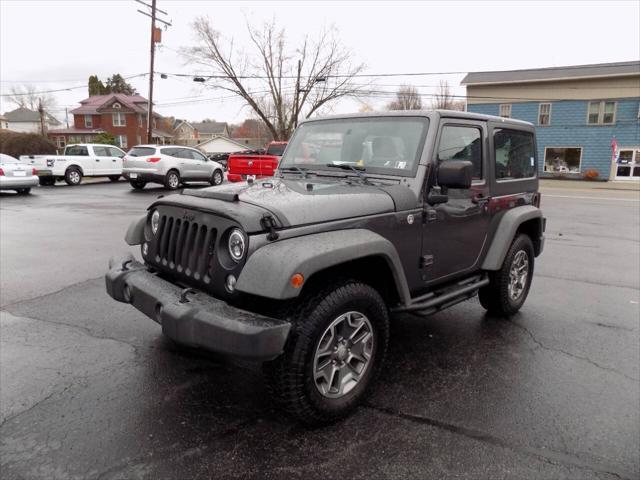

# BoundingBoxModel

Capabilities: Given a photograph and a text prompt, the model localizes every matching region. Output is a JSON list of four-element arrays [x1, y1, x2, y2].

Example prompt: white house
[[0, 115, 9, 130], [197, 135, 251, 154], [3, 107, 61, 133]]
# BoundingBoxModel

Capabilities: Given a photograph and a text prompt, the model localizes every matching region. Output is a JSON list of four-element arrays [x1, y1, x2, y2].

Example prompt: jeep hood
[[159, 178, 416, 231]]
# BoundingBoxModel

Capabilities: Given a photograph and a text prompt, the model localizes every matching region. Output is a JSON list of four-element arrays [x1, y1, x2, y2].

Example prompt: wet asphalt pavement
[[0, 180, 638, 479]]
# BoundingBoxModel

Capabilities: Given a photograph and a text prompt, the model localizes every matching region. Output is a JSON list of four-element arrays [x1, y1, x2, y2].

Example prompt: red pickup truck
[[227, 141, 287, 182]]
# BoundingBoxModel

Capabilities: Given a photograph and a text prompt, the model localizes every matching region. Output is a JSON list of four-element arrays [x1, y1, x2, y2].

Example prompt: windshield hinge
[[261, 215, 279, 241]]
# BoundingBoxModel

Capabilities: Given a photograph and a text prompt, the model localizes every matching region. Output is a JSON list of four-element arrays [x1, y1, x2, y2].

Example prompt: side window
[[93, 146, 109, 156], [438, 125, 482, 179], [190, 150, 207, 161], [66, 145, 89, 156], [494, 129, 536, 180], [160, 147, 180, 158]]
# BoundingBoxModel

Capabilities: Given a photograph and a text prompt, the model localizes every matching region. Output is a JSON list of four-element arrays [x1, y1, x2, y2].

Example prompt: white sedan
[[0, 153, 39, 194]]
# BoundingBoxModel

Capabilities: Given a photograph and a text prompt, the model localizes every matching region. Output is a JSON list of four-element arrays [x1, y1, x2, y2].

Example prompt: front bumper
[[0, 175, 39, 189], [105, 255, 290, 360]]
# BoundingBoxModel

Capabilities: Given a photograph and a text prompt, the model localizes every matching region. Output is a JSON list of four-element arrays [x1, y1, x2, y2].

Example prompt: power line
[[0, 73, 148, 97]]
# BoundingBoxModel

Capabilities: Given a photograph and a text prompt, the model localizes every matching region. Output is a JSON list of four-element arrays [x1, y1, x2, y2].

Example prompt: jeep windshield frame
[[279, 116, 429, 178]]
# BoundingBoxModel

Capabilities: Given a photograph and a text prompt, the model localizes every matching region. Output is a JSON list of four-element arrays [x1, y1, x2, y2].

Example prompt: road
[[1, 180, 638, 480]]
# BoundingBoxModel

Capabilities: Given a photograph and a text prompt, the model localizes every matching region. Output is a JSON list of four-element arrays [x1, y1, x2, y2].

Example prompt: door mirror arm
[[427, 185, 449, 205]]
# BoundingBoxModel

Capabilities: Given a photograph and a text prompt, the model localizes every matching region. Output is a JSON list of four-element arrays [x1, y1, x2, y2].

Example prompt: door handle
[[472, 193, 489, 205], [95, 159, 100, 162], [112, 159, 116, 162]]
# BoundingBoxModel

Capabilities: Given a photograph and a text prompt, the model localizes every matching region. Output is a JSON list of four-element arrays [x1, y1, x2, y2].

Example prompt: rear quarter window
[[494, 129, 536, 180], [128, 147, 156, 157]]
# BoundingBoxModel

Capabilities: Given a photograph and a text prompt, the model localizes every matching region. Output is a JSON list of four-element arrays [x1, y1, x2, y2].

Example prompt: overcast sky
[[1, 0, 639, 125]]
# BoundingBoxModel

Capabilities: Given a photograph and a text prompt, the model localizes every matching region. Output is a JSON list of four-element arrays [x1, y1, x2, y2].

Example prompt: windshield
[[280, 117, 429, 176]]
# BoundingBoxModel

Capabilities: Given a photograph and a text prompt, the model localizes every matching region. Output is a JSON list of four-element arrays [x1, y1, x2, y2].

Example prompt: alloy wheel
[[508, 250, 529, 300], [313, 311, 374, 399]]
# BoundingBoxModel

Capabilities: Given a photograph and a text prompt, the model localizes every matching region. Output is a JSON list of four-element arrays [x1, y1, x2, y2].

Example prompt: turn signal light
[[290, 273, 304, 289], [146, 157, 161, 163], [0, 168, 4, 176], [32, 168, 37, 175]]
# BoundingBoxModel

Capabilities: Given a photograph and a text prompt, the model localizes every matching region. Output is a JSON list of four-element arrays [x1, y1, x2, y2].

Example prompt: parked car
[[123, 145, 225, 190], [106, 111, 545, 425], [0, 153, 39, 194], [20, 144, 126, 186], [227, 141, 287, 182]]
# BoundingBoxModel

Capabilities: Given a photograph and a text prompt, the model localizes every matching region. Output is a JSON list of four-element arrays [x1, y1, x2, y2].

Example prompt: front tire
[[479, 234, 535, 316], [210, 169, 224, 186], [64, 167, 82, 186], [264, 280, 389, 426], [164, 170, 180, 190]]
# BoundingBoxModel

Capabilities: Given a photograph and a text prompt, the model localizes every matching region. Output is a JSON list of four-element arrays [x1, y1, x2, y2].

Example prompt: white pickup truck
[[20, 144, 126, 186]]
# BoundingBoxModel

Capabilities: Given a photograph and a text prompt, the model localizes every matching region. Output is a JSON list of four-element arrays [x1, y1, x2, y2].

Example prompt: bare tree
[[6, 84, 57, 112], [431, 80, 464, 110], [386, 85, 422, 110], [185, 18, 365, 140]]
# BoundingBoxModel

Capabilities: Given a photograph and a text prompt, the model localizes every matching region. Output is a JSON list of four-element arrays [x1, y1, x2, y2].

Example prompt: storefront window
[[544, 147, 582, 174]]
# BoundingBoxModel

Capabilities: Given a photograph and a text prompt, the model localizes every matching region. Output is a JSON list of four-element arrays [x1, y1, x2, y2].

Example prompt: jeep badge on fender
[[106, 111, 545, 426]]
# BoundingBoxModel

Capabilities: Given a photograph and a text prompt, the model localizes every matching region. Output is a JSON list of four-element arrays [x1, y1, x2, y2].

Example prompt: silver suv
[[123, 145, 225, 190]]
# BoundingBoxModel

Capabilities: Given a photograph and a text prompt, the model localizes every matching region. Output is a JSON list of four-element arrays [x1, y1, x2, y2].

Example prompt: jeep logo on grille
[[182, 211, 195, 222]]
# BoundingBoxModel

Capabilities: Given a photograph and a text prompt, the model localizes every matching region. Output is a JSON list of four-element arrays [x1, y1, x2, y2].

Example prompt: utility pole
[[146, 0, 157, 143], [38, 98, 45, 136], [136, 0, 171, 144], [65, 107, 69, 128]]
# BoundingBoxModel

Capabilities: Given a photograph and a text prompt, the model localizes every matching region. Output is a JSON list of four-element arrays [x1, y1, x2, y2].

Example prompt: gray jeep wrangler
[[106, 111, 545, 425]]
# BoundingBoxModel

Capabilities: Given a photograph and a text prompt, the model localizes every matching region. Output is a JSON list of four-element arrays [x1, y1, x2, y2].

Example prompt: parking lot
[[1, 180, 638, 479]]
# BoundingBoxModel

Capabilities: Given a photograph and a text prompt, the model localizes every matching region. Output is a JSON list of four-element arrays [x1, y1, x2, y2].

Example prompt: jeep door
[[422, 119, 491, 284]]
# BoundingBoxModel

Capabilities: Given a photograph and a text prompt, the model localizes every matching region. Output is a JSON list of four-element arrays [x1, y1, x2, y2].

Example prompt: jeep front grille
[[154, 215, 217, 283]]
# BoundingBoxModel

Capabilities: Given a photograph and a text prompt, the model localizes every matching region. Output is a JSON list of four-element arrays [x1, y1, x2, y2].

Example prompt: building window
[[587, 101, 616, 125], [438, 125, 483, 180], [112, 112, 126, 127], [494, 128, 536, 180], [544, 147, 582, 174], [84, 115, 93, 128], [55, 136, 66, 148], [116, 135, 128, 149], [538, 103, 551, 125], [138, 115, 143, 127], [136, 134, 142, 145], [499, 104, 511, 118]]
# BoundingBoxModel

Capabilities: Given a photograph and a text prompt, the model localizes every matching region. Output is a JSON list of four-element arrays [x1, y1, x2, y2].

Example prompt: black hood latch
[[260, 215, 279, 241]]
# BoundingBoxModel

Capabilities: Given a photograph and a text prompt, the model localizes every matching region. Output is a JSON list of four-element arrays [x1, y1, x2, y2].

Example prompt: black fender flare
[[481, 205, 544, 270], [235, 229, 411, 303]]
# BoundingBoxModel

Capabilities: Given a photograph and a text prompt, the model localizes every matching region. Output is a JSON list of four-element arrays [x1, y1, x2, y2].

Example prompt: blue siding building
[[462, 62, 640, 181]]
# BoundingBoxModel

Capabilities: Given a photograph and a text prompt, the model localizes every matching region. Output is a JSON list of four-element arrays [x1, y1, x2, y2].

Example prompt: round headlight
[[228, 229, 246, 262], [151, 210, 160, 235]]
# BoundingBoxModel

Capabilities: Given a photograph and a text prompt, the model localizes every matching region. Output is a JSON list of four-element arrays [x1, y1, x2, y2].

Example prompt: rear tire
[[210, 169, 224, 186], [64, 167, 82, 186], [264, 280, 389, 426], [164, 170, 180, 190], [479, 234, 535, 316], [129, 179, 147, 190], [108, 175, 121, 182], [16, 188, 31, 195], [39, 177, 55, 186]]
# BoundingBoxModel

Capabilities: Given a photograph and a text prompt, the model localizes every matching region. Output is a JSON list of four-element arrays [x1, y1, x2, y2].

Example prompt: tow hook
[[179, 288, 197, 304]]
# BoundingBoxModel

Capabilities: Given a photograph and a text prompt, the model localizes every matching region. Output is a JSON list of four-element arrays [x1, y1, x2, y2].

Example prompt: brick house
[[462, 61, 640, 181], [48, 94, 172, 150]]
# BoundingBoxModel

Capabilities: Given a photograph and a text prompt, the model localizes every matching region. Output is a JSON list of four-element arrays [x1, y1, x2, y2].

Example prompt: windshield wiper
[[279, 166, 308, 178], [325, 163, 371, 184]]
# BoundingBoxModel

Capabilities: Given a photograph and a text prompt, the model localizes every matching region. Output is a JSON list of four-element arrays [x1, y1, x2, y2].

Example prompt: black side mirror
[[437, 160, 473, 189]]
